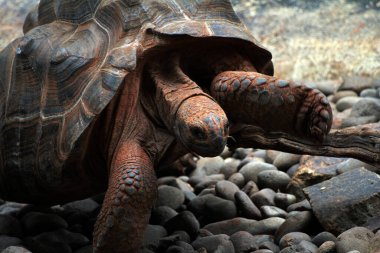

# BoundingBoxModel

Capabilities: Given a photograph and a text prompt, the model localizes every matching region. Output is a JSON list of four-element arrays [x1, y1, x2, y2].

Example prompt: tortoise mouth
[[175, 122, 228, 157]]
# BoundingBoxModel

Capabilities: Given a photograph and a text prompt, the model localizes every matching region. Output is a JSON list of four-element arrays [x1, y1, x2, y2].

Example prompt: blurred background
[[0, 0, 379, 82]]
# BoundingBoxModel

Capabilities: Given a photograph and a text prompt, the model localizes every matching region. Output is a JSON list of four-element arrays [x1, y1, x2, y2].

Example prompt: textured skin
[[0, 0, 332, 252], [211, 71, 332, 141]]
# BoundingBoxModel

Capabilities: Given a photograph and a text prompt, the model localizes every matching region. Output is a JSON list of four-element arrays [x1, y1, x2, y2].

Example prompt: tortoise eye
[[190, 126, 207, 140]]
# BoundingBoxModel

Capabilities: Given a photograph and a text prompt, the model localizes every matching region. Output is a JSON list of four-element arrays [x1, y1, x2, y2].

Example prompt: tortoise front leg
[[211, 71, 333, 141], [93, 141, 156, 253]]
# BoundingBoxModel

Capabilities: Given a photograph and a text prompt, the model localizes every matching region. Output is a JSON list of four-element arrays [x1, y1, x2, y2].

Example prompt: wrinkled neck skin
[[101, 68, 187, 170]]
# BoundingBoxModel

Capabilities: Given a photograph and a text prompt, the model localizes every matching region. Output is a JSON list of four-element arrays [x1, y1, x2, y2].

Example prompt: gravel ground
[[0, 1, 380, 253]]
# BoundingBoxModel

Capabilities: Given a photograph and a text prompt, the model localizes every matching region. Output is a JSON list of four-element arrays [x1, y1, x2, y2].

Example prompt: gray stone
[[188, 195, 237, 223], [203, 217, 284, 236], [230, 231, 258, 253], [260, 206, 287, 219], [183, 191, 197, 202], [259, 241, 280, 253], [374, 78, 380, 88], [360, 88, 378, 98], [275, 211, 314, 243], [1, 246, 32, 253], [192, 234, 235, 253], [157, 176, 177, 186], [348, 97, 380, 119], [158, 232, 191, 250], [279, 232, 312, 249], [339, 75, 373, 93], [335, 158, 378, 175], [336, 227, 374, 253], [279, 240, 318, 253], [251, 235, 275, 248], [304, 168, 380, 234], [197, 188, 216, 197], [26, 241, 69, 253], [233, 148, 253, 160], [0, 203, 27, 216], [286, 164, 300, 178], [25, 228, 88, 253], [150, 206, 178, 226], [287, 199, 311, 212], [330, 90, 358, 103], [215, 180, 240, 201], [237, 157, 256, 170], [316, 79, 342, 95], [273, 153, 301, 171], [0, 236, 23, 252], [221, 158, 240, 178], [316, 241, 336, 253], [174, 179, 194, 193], [335, 96, 362, 111], [62, 198, 100, 213], [241, 181, 259, 196], [249, 218, 285, 236], [156, 185, 185, 210], [194, 180, 218, 194], [265, 150, 281, 164], [191, 157, 225, 177], [252, 150, 267, 160], [256, 170, 291, 192], [164, 211, 199, 239], [274, 193, 297, 210], [312, 232, 337, 247], [369, 230, 380, 253], [228, 173, 245, 189], [235, 191, 262, 220], [73, 245, 93, 253], [341, 115, 378, 127], [251, 188, 277, 207], [21, 212, 68, 236], [297, 240, 318, 253], [239, 162, 277, 183], [0, 215, 22, 237], [207, 174, 226, 181], [143, 225, 168, 250], [166, 241, 193, 253]]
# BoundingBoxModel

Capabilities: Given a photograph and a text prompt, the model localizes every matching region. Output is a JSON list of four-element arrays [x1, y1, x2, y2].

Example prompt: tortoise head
[[174, 96, 229, 157]]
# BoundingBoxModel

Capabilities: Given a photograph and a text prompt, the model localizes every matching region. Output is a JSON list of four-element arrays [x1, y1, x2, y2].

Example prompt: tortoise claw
[[210, 71, 333, 141]]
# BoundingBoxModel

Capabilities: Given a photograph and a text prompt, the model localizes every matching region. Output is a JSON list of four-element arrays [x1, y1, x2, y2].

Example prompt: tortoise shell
[[0, 0, 271, 197]]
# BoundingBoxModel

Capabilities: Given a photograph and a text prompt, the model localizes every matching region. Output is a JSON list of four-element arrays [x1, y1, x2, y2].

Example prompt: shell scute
[[0, 0, 272, 194]]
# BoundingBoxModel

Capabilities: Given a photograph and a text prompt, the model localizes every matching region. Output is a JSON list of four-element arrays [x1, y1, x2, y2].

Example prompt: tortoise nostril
[[190, 126, 207, 140]]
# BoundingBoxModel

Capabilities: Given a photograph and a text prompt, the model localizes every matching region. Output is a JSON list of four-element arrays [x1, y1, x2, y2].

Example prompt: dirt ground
[[1, 0, 379, 81]]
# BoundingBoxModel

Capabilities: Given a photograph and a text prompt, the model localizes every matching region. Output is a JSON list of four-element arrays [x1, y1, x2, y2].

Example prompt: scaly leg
[[211, 71, 333, 141], [93, 141, 157, 253]]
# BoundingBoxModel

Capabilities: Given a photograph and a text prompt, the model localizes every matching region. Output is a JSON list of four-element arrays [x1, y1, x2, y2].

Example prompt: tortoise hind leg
[[93, 141, 157, 253], [211, 71, 333, 141]]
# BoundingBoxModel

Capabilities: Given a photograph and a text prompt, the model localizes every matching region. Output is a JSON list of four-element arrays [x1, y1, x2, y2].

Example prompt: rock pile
[[1, 77, 380, 252]]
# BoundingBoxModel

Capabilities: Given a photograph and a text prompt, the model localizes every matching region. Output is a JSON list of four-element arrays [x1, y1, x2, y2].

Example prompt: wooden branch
[[229, 123, 380, 167]]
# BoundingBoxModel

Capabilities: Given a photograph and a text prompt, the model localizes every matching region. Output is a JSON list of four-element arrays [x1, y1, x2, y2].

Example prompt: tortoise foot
[[299, 87, 332, 140], [211, 71, 333, 140], [93, 142, 157, 253]]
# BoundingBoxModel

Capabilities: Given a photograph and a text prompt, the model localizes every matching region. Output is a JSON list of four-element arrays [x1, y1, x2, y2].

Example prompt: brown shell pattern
[[0, 0, 271, 187]]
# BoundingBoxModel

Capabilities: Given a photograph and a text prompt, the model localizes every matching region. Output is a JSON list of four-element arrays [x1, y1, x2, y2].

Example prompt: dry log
[[229, 122, 380, 167]]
